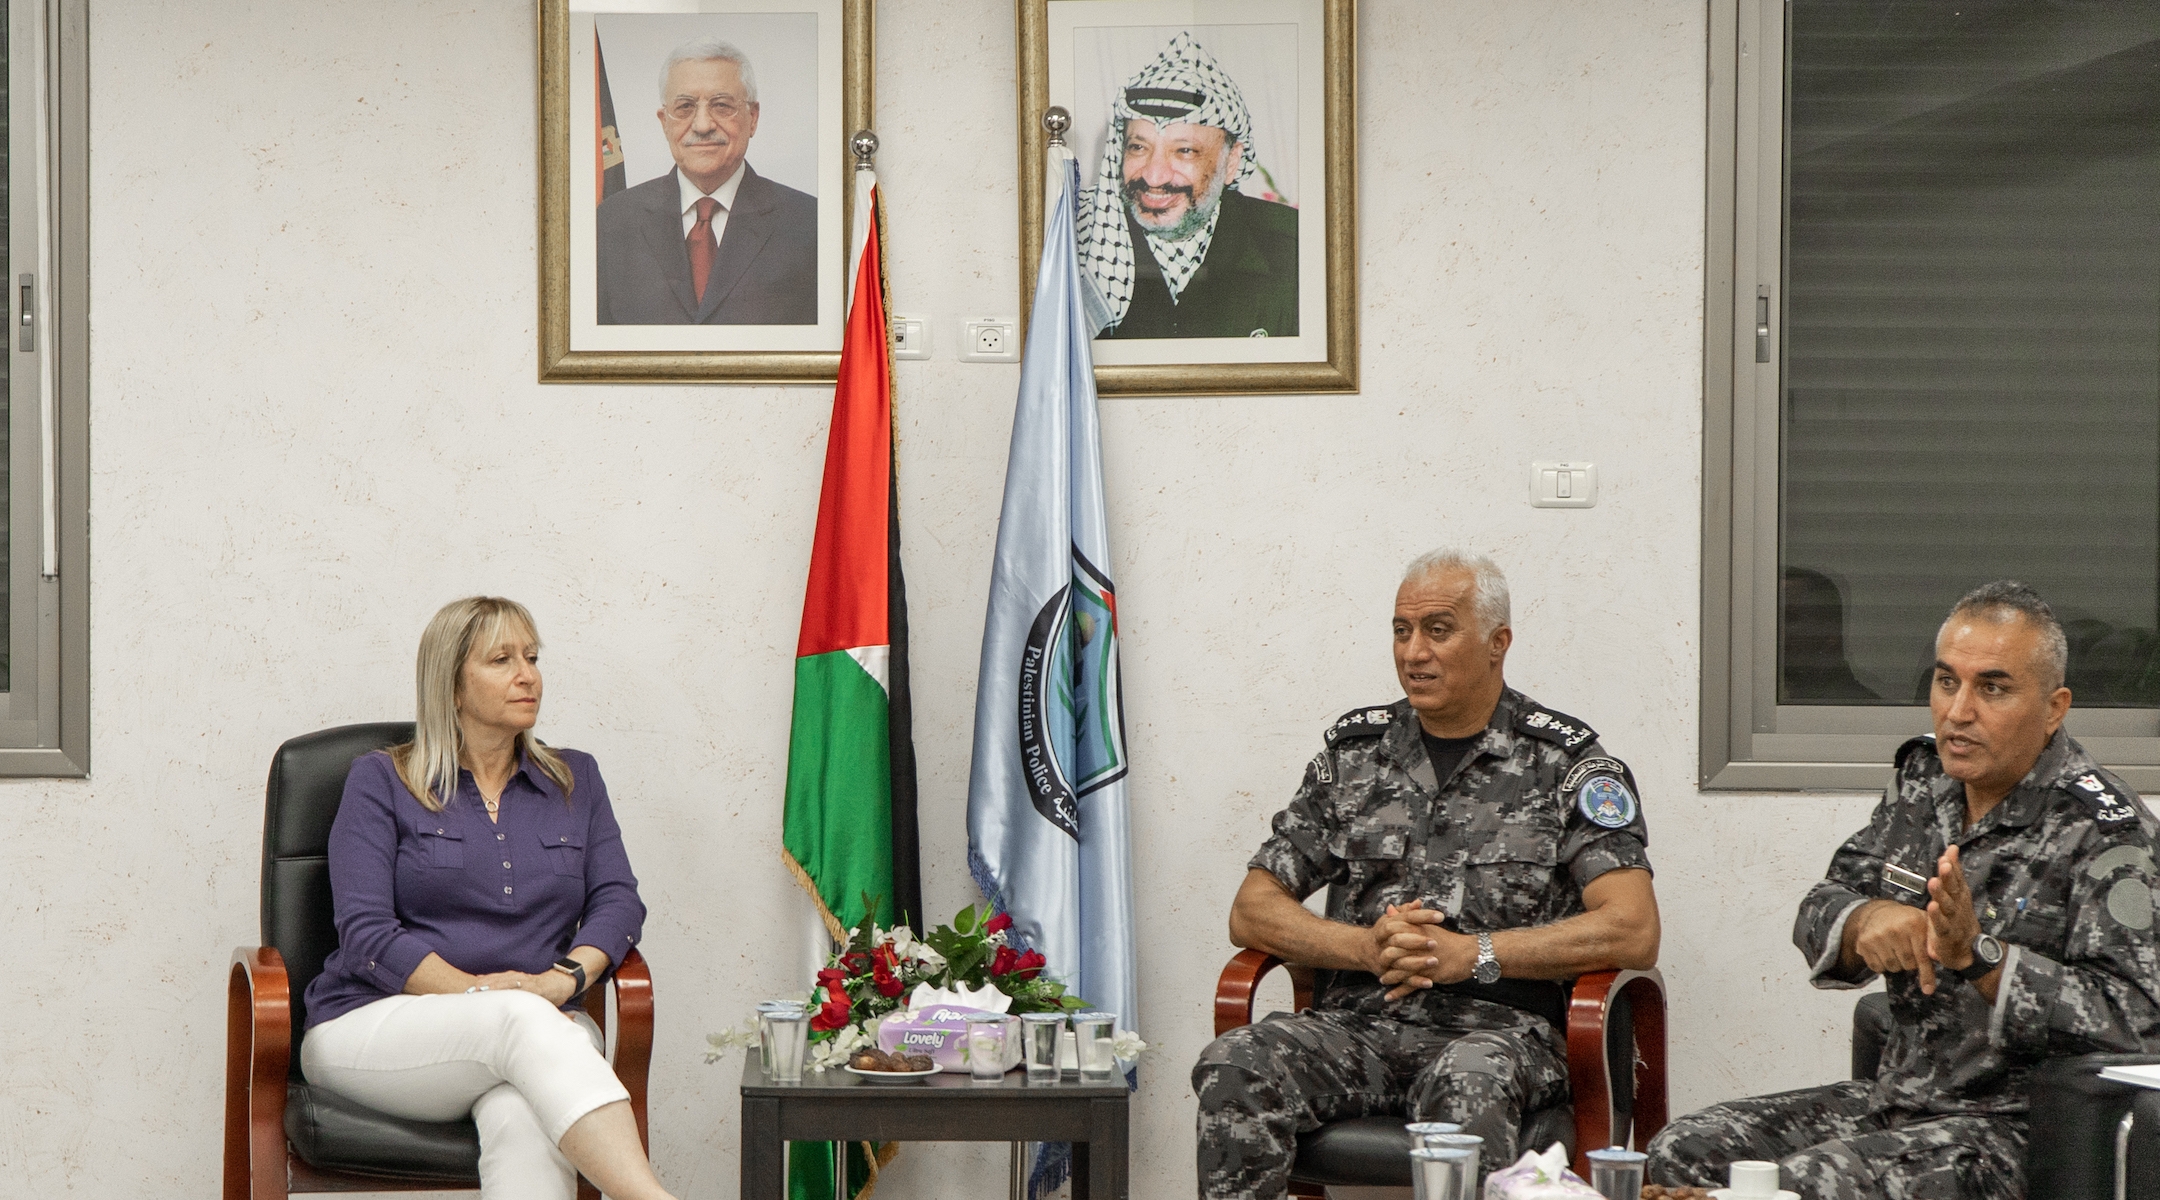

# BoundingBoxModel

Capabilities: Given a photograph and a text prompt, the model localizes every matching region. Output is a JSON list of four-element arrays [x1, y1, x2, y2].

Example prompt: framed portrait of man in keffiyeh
[[536, 0, 871, 382], [1019, 0, 1357, 395]]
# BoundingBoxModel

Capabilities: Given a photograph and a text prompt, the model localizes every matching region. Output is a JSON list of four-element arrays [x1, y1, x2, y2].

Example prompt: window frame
[[0, 0, 88, 777], [1700, 0, 2160, 792]]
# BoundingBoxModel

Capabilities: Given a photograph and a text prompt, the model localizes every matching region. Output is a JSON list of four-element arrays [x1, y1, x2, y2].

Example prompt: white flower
[[887, 925, 948, 971], [703, 1025, 758, 1064], [1111, 1030, 1151, 1065], [808, 1022, 873, 1071]]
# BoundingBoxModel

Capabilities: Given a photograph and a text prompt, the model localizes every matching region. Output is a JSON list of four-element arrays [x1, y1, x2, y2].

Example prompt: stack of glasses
[[1406, 1122, 1479, 1200]]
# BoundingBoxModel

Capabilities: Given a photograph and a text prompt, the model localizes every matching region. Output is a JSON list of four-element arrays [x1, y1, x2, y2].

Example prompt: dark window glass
[[1780, 1, 2160, 705]]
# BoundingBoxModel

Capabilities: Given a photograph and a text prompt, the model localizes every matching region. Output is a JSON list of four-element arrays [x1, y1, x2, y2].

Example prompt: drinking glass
[[1071, 1011, 1118, 1080], [1020, 1012, 1065, 1082], [1409, 1147, 1474, 1200], [766, 1009, 809, 1084], [1586, 1146, 1648, 1200], [756, 1000, 804, 1077], [1405, 1121, 1462, 1149], [963, 1012, 1009, 1080], [1425, 1133, 1481, 1200]]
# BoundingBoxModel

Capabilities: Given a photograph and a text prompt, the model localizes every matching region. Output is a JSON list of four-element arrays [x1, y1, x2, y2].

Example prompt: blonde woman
[[301, 597, 674, 1200]]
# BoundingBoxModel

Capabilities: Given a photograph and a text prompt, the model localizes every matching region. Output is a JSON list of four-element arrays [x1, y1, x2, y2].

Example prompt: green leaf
[[952, 905, 977, 935]]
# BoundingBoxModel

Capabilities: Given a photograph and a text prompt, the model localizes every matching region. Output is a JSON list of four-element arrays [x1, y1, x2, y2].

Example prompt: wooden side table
[[739, 1059, 1130, 1200]]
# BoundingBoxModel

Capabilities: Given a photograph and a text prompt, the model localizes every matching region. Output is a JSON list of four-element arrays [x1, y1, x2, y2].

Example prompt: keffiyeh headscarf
[[1076, 32, 1261, 330]]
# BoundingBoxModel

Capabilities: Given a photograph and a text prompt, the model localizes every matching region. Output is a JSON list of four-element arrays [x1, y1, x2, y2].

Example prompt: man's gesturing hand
[[1926, 844, 1983, 978], [1844, 898, 1938, 994]]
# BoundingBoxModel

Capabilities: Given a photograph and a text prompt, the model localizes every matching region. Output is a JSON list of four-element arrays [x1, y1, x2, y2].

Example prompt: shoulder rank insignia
[[2067, 770, 2141, 825], [1515, 704, 1597, 751], [1561, 756, 1638, 829], [1324, 706, 1396, 747], [1894, 734, 1937, 771]]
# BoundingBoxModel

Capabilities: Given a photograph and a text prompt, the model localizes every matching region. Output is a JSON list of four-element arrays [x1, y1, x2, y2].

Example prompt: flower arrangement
[[710, 902, 1099, 1071]]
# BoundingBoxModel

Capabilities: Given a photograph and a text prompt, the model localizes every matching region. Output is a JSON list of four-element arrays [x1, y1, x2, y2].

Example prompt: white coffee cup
[[1728, 1161, 1782, 1198]]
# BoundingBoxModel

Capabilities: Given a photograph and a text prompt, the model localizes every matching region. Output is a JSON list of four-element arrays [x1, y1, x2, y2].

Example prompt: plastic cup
[[1405, 1121, 1463, 1149], [756, 1001, 804, 1077], [1587, 1146, 1648, 1200], [1071, 1011, 1118, 1080], [766, 1009, 809, 1084], [963, 1012, 1009, 1080], [1425, 1133, 1481, 1200], [1020, 1012, 1065, 1082], [1729, 1161, 1782, 1197], [1410, 1147, 1474, 1200]]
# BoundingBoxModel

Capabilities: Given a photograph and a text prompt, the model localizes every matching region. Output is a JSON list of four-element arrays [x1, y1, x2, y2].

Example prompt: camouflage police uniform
[[1193, 688, 1653, 1199], [1647, 731, 2160, 1200]]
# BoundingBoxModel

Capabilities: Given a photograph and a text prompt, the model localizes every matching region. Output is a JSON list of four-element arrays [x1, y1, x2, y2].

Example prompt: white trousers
[[301, 990, 632, 1200]]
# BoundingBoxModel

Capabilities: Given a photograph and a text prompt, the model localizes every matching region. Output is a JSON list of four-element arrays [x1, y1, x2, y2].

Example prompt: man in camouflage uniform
[[1192, 550, 1662, 1198], [1648, 581, 2160, 1200]]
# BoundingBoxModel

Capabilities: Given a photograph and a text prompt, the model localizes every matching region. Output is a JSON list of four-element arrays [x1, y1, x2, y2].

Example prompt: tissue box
[[875, 1006, 1021, 1075]]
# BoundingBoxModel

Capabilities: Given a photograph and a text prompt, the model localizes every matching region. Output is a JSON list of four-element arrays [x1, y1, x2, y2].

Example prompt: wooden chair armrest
[[1214, 948, 1315, 1037], [1565, 967, 1668, 1180], [608, 947, 654, 1150], [225, 947, 291, 1200]]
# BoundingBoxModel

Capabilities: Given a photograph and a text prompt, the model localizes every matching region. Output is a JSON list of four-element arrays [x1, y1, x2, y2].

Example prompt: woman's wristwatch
[[550, 956, 589, 1000]]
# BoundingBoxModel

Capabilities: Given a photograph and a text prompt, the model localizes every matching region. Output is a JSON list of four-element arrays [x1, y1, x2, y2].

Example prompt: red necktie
[[687, 196, 720, 303]]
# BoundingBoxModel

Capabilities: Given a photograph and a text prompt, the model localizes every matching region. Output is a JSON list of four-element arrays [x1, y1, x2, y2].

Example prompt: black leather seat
[[1284, 990, 1631, 1186], [1852, 991, 2160, 1200], [224, 723, 654, 1200]]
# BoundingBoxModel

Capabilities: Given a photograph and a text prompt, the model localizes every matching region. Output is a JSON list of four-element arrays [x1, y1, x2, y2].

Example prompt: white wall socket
[[889, 314, 930, 360], [960, 316, 1020, 363], [1530, 461, 1597, 508]]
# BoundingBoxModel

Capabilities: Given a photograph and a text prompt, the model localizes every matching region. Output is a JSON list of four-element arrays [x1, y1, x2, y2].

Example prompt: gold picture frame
[[538, 0, 873, 383], [1017, 0, 1357, 395]]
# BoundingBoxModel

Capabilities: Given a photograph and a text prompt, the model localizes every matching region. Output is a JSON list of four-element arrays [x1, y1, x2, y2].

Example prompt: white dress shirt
[[679, 162, 748, 246]]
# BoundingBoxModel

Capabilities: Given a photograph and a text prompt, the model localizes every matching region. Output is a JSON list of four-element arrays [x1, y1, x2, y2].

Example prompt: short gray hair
[[659, 37, 758, 104], [1402, 549, 1511, 636], [1942, 579, 2069, 690]]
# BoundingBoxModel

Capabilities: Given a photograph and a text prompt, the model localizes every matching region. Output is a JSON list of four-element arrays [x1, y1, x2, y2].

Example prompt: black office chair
[[1214, 950, 1667, 1191], [1852, 992, 2160, 1199], [223, 722, 654, 1200]]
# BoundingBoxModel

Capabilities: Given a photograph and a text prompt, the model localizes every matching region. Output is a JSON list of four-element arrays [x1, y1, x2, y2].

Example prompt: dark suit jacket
[[1104, 190, 1298, 340], [596, 164, 819, 325]]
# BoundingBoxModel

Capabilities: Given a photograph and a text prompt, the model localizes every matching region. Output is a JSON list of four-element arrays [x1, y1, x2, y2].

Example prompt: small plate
[[843, 1064, 940, 1084], [1710, 1190, 1798, 1200]]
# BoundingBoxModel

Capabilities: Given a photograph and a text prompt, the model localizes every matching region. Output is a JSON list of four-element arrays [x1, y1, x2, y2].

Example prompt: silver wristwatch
[[1955, 933, 2004, 984], [1473, 933, 1502, 984]]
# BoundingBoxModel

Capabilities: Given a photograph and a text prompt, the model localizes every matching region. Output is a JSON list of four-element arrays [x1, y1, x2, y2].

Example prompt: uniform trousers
[[1192, 1007, 1569, 1199], [301, 990, 632, 1200], [1646, 1080, 2025, 1200]]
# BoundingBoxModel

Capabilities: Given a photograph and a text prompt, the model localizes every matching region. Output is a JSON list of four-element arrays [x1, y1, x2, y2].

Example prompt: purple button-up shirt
[[302, 747, 646, 1030]]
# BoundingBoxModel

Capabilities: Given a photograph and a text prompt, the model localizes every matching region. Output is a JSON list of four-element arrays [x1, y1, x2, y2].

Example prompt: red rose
[[810, 983, 853, 1032], [990, 944, 1020, 976], [872, 944, 900, 973], [985, 912, 1014, 935], [872, 960, 905, 998], [841, 952, 870, 974], [816, 967, 849, 987], [1012, 949, 1046, 981]]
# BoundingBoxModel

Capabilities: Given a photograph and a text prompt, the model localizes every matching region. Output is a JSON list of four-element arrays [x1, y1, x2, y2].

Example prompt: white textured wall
[[0, 2, 1883, 1196]]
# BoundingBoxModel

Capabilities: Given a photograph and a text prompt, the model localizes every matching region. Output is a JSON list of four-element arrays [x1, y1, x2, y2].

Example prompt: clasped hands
[[466, 967, 580, 1006], [1368, 900, 1479, 1001], [1846, 844, 1988, 996]]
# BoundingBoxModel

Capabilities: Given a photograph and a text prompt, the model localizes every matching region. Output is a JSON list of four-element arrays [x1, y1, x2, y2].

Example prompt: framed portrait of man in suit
[[1017, 0, 1357, 395], [539, 0, 870, 382]]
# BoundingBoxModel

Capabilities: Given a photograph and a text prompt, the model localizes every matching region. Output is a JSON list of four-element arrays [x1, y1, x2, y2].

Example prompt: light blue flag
[[967, 147, 1139, 1054]]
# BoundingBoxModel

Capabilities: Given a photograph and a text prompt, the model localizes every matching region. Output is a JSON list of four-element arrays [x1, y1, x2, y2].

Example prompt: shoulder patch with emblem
[[1308, 750, 1334, 784], [2064, 769, 2142, 826], [1323, 706, 1396, 747], [1895, 734, 1937, 772], [1514, 704, 1597, 751], [1560, 756, 1638, 829]]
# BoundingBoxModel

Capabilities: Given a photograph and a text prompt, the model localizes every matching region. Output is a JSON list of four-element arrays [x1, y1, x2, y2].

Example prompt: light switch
[[1530, 462, 1597, 508]]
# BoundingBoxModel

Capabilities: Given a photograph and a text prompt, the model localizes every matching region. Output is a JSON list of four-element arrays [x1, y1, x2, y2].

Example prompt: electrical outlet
[[960, 316, 1020, 363], [889, 314, 930, 360]]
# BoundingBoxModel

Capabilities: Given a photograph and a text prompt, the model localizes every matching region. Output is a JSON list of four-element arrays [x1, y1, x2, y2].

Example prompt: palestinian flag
[[594, 32, 625, 204], [779, 167, 921, 1199]]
